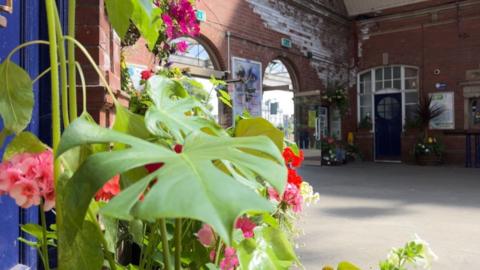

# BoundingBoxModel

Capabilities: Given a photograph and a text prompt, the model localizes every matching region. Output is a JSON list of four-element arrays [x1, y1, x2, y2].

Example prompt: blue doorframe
[[0, 0, 52, 268], [374, 93, 402, 161]]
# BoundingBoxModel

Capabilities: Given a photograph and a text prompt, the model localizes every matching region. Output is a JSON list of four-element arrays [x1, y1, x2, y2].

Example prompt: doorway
[[374, 93, 402, 161]]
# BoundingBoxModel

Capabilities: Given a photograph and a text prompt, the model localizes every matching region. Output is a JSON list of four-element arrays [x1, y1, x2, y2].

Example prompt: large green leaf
[[61, 221, 104, 270], [3, 132, 49, 161], [130, 0, 161, 50], [0, 60, 34, 134], [145, 76, 219, 142], [237, 227, 298, 270], [235, 118, 284, 152], [57, 117, 287, 245], [105, 0, 134, 38], [337, 261, 361, 270]]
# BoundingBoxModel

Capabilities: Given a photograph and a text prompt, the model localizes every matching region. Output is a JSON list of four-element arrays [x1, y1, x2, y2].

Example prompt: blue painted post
[[466, 134, 472, 168], [475, 135, 480, 168]]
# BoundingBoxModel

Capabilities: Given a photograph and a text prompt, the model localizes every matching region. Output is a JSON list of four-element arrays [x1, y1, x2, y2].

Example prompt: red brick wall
[[76, 0, 125, 127], [351, 0, 480, 164]]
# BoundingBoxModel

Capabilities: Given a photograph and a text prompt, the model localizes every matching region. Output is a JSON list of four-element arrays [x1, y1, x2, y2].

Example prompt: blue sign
[[435, 82, 447, 90]]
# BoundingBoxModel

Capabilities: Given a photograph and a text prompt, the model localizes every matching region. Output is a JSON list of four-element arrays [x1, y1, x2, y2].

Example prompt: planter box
[[416, 154, 443, 166]]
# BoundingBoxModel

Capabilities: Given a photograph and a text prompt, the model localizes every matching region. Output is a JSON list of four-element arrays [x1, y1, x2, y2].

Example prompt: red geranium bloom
[[95, 175, 120, 201], [287, 168, 303, 188], [141, 70, 154, 81], [282, 147, 304, 168]]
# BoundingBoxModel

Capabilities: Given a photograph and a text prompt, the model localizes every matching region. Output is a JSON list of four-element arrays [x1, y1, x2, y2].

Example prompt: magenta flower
[[283, 183, 303, 213], [176, 41, 189, 53], [197, 224, 215, 247], [220, 247, 239, 270], [235, 217, 256, 238]]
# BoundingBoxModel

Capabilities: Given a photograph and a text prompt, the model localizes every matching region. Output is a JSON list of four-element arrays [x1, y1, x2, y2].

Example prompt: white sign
[[429, 92, 455, 130], [231, 57, 263, 117]]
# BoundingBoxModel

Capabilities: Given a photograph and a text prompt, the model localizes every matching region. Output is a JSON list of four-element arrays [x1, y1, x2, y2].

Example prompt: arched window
[[357, 65, 419, 127], [169, 37, 222, 121]]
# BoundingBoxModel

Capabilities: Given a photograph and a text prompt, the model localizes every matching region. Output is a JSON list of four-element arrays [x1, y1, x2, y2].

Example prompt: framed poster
[[231, 57, 263, 117], [429, 92, 455, 130]]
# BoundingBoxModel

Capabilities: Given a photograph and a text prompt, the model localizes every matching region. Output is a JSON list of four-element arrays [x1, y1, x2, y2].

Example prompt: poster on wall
[[429, 92, 455, 130], [231, 57, 263, 117]]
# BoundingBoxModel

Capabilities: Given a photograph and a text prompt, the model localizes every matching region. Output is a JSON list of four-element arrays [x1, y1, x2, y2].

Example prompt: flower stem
[[159, 219, 171, 270], [53, 7, 70, 128], [87, 209, 117, 270], [214, 239, 223, 266], [67, 0, 77, 122], [40, 202, 51, 270], [44, 0, 62, 266], [174, 219, 182, 270]]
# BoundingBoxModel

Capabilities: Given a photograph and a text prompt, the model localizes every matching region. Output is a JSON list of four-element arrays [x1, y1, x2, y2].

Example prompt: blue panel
[[1, 0, 41, 268], [374, 93, 402, 160]]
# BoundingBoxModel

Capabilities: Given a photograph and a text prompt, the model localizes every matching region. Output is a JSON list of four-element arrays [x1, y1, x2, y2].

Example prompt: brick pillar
[[75, 0, 127, 127]]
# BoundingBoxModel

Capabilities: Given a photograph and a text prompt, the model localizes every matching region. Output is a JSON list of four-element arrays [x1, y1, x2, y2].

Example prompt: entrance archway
[[262, 59, 297, 140]]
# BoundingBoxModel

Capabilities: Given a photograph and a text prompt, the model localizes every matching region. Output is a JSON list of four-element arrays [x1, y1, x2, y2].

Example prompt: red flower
[[95, 175, 120, 201], [282, 147, 304, 168], [287, 168, 303, 188], [141, 70, 153, 81]]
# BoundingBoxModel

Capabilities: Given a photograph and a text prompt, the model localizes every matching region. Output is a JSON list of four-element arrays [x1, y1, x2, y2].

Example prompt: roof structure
[[343, 0, 428, 16]]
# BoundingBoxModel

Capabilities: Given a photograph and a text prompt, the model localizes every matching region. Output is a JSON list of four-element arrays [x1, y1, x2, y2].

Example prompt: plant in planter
[[321, 137, 346, 165], [322, 83, 349, 116], [413, 95, 445, 165], [358, 115, 373, 131]]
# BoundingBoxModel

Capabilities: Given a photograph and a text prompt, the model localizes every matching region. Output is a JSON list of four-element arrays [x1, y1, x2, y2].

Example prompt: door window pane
[[385, 67, 392, 80], [405, 78, 417, 89], [393, 79, 401, 89]]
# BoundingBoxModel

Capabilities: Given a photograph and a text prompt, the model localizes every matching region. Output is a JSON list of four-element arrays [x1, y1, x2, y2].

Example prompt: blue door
[[374, 93, 402, 161], [1, 1, 42, 268]]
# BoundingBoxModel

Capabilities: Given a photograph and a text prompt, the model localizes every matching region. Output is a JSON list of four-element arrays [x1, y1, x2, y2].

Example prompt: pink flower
[[9, 179, 41, 209], [197, 224, 215, 247], [209, 250, 216, 262], [220, 247, 239, 270], [0, 150, 54, 211], [235, 217, 256, 238], [283, 183, 303, 213], [176, 41, 189, 53], [267, 187, 280, 201]]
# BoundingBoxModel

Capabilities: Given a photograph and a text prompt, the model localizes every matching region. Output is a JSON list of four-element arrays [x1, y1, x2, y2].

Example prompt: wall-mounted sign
[[429, 92, 455, 130], [281, 38, 292, 49], [195, 10, 207, 22], [231, 57, 263, 118], [435, 82, 447, 90]]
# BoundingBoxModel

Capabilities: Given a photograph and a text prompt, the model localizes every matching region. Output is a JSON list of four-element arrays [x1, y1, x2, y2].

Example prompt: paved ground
[[296, 162, 480, 269]]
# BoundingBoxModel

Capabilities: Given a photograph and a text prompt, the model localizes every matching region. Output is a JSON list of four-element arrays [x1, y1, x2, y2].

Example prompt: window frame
[[357, 65, 419, 131]]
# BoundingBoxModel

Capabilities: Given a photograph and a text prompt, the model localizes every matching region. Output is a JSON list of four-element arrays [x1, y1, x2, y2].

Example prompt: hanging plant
[[321, 83, 349, 116]]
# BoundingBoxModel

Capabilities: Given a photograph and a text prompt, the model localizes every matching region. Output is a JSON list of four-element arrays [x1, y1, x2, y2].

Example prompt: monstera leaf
[[237, 227, 299, 270], [57, 116, 287, 245], [145, 76, 219, 141]]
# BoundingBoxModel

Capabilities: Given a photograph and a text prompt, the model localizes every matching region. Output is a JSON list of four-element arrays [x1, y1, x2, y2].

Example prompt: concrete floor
[[296, 162, 480, 269]]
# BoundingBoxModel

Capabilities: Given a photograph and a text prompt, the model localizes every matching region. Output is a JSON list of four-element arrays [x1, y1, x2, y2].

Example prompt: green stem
[[6, 40, 50, 61], [40, 201, 51, 270], [32, 67, 52, 84], [140, 223, 160, 270], [159, 219, 171, 270], [174, 219, 182, 270], [87, 209, 117, 270], [67, 0, 78, 121], [44, 1, 63, 267], [53, 8, 69, 128], [62, 36, 119, 104], [214, 239, 223, 266], [74, 62, 87, 113]]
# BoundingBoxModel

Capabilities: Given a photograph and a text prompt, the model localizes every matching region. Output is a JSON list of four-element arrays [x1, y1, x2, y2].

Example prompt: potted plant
[[414, 95, 445, 165]]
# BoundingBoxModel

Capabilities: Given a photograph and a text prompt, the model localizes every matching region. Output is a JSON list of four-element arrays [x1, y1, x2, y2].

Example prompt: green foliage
[[105, 0, 161, 49], [235, 118, 285, 151], [379, 241, 426, 270], [62, 221, 104, 270], [358, 116, 372, 130], [337, 261, 361, 270], [3, 131, 49, 161], [237, 227, 298, 269], [57, 110, 287, 246], [0, 60, 34, 134]]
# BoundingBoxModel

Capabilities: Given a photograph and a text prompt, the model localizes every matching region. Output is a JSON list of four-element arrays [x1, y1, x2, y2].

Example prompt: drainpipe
[[226, 31, 231, 75]]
